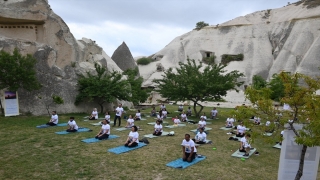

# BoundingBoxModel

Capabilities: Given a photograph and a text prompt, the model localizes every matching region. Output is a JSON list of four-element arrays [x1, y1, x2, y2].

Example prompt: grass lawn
[[0, 105, 319, 180]]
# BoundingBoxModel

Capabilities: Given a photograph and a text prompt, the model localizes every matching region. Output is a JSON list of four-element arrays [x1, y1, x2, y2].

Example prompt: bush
[[195, 21, 209, 30], [137, 58, 152, 65], [221, 54, 244, 65], [202, 55, 216, 65]]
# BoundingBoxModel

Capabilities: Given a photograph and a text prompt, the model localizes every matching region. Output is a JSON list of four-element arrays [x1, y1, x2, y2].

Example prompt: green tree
[[123, 68, 149, 105], [239, 72, 320, 180], [153, 58, 244, 117], [268, 73, 285, 101], [195, 21, 209, 30], [0, 48, 42, 114], [75, 63, 131, 113], [252, 75, 267, 90]]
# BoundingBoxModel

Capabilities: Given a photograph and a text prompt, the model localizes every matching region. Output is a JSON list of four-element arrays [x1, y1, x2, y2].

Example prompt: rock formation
[[0, 0, 130, 115], [111, 42, 139, 73]]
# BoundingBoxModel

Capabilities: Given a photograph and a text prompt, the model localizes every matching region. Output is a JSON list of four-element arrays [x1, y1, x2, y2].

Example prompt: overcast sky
[[49, 0, 292, 57]]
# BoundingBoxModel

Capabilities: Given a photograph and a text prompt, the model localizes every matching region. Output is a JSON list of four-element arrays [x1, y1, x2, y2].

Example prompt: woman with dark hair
[[153, 120, 163, 136], [95, 120, 110, 140], [157, 110, 164, 123], [66, 117, 78, 132], [134, 110, 141, 121], [125, 125, 139, 147]]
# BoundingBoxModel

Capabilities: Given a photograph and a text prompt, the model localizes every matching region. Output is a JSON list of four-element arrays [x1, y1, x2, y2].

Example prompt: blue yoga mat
[[55, 128, 91, 134], [166, 156, 206, 169], [81, 135, 120, 143], [36, 123, 68, 128], [107, 143, 147, 154]]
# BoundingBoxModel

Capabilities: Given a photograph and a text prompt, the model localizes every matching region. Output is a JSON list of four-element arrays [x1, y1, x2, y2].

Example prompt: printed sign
[[4, 91, 19, 116]]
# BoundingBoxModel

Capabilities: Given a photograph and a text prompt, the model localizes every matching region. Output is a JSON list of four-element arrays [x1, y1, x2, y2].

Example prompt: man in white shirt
[[95, 120, 110, 140], [198, 118, 206, 130], [114, 103, 124, 127], [66, 117, 78, 132], [46, 111, 58, 126], [239, 134, 251, 156], [225, 117, 234, 128], [182, 134, 197, 162], [211, 107, 218, 119]]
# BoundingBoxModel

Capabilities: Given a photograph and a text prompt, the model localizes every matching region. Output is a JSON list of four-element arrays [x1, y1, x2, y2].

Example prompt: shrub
[[221, 54, 244, 65], [195, 21, 209, 30], [137, 57, 152, 65], [202, 55, 216, 65]]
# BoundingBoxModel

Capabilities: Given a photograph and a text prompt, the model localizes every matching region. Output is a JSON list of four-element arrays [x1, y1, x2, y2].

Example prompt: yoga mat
[[165, 124, 187, 128], [264, 133, 273, 136], [140, 118, 147, 121], [107, 143, 147, 154], [231, 135, 241, 141], [36, 123, 68, 128], [166, 156, 206, 169], [195, 140, 212, 145], [115, 127, 131, 131], [219, 127, 234, 130], [231, 148, 256, 159], [273, 143, 281, 149], [55, 128, 91, 135], [190, 128, 212, 132], [83, 116, 89, 118], [90, 122, 102, 126], [147, 121, 168, 125], [143, 131, 170, 138], [81, 135, 120, 143]]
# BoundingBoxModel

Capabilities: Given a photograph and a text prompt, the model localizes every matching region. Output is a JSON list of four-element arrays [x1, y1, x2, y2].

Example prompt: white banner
[[4, 91, 19, 116], [278, 124, 320, 180]]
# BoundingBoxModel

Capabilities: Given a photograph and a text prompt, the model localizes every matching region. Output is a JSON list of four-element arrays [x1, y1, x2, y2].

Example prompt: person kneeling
[[182, 134, 197, 162], [236, 122, 246, 137], [95, 120, 110, 140], [66, 117, 78, 132], [153, 120, 163, 136], [193, 128, 207, 144], [239, 134, 252, 157], [124, 126, 139, 147]]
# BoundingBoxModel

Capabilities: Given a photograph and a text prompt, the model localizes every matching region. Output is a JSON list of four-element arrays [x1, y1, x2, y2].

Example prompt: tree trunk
[[0, 99, 3, 116], [192, 101, 204, 117], [295, 145, 308, 180], [99, 103, 104, 114]]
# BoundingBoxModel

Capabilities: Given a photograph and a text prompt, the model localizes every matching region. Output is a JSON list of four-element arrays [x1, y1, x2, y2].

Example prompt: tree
[[38, 95, 64, 116], [75, 63, 131, 113], [0, 48, 42, 114], [252, 75, 267, 90], [238, 72, 320, 180], [123, 68, 149, 105], [268, 73, 285, 101], [153, 58, 244, 117], [195, 21, 209, 30]]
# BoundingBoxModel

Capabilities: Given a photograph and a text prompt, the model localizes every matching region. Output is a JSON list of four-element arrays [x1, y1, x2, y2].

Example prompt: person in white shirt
[[46, 111, 58, 126], [95, 120, 110, 140], [153, 120, 163, 136], [186, 107, 192, 116], [114, 104, 124, 127], [89, 108, 98, 120], [104, 111, 111, 123], [200, 112, 207, 121], [160, 104, 166, 111], [162, 108, 168, 118], [193, 128, 207, 144], [265, 121, 274, 133], [236, 122, 246, 137], [182, 134, 197, 162], [125, 126, 139, 147], [254, 116, 261, 125], [180, 111, 188, 122], [173, 116, 181, 125], [225, 117, 234, 128], [66, 117, 78, 132], [279, 130, 284, 145], [178, 105, 184, 112], [157, 110, 164, 123], [134, 110, 141, 121], [239, 134, 251, 157], [198, 118, 206, 130], [211, 107, 218, 119], [125, 115, 135, 128]]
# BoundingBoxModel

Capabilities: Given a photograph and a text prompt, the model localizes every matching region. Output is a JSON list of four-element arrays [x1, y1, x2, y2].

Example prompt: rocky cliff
[[0, 0, 129, 115], [141, 1, 320, 91], [111, 42, 139, 74]]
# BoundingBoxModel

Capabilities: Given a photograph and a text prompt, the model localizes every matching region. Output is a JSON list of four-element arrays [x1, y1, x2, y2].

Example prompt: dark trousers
[[125, 142, 138, 147], [236, 133, 244, 137], [89, 117, 96, 120], [46, 122, 56, 126], [192, 139, 206, 144], [183, 152, 196, 162], [66, 129, 77, 132], [95, 133, 109, 140], [153, 131, 162, 136], [114, 115, 121, 126]]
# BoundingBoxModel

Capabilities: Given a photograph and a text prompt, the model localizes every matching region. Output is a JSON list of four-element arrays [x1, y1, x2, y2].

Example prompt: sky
[[49, 0, 293, 57]]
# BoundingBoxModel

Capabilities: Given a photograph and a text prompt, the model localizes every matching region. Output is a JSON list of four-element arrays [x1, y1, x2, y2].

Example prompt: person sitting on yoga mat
[[186, 107, 192, 116], [193, 128, 207, 144], [125, 115, 135, 128], [178, 104, 184, 112], [150, 107, 157, 117], [89, 108, 98, 120], [134, 110, 141, 121], [253, 116, 261, 125], [180, 111, 188, 122], [46, 111, 58, 126], [162, 108, 168, 118], [225, 116, 234, 128], [173, 116, 181, 125], [104, 111, 111, 123], [66, 117, 78, 132], [95, 120, 110, 140], [153, 120, 163, 136], [236, 122, 246, 137], [198, 117, 206, 130], [200, 112, 207, 121], [239, 133, 252, 156], [182, 133, 197, 162], [265, 121, 274, 133], [157, 110, 164, 123], [211, 107, 218, 119], [160, 104, 166, 111], [125, 126, 139, 147]]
